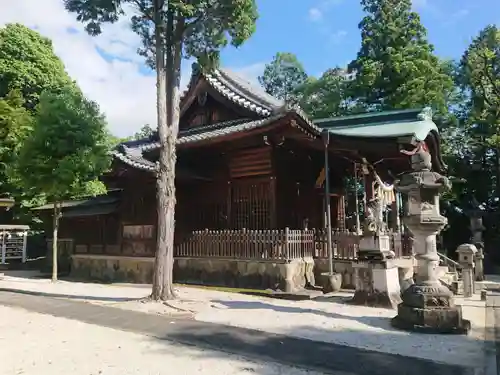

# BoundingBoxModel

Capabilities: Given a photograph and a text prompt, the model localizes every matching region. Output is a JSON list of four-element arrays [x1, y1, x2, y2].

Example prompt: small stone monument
[[474, 243, 485, 282], [391, 140, 470, 334], [467, 198, 486, 281], [456, 243, 477, 298]]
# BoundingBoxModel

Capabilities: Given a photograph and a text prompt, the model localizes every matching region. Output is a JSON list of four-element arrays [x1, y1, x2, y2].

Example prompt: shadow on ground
[[153, 323, 477, 375], [0, 288, 490, 375], [211, 299, 393, 331], [0, 287, 143, 302]]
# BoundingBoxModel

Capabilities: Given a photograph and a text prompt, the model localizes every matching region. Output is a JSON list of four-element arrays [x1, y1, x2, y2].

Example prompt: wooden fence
[[174, 228, 412, 261], [314, 230, 413, 259], [314, 230, 360, 260], [175, 228, 314, 260]]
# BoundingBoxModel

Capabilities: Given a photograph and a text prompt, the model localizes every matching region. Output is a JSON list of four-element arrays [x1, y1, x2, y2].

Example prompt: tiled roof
[[183, 65, 284, 117], [115, 65, 444, 173], [113, 114, 303, 172]]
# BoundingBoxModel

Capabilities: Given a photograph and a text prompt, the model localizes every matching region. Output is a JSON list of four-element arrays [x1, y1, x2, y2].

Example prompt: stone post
[[469, 211, 485, 245], [474, 244, 485, 282], [390, 139, 470, 334], [456, 244, 477, 298]]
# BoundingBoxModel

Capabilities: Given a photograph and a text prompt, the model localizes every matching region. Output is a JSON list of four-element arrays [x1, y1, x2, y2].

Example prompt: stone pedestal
[[351, 258, 402, 308], [391, 216, 470, 334], [352, 235, 401, 309]]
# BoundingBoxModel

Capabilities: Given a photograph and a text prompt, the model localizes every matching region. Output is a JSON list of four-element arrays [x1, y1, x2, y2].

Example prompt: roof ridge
[[313, 108, 426, 125], [216, 68, 284, 109], [204, 71, 272, 116], [180, 63, 286, 117]]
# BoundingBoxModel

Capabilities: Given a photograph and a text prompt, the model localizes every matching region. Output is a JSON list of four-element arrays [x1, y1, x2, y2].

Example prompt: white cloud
[[308, 8, 323, 22], [308, 0, 343, 22], [0, 0, 263, 137]]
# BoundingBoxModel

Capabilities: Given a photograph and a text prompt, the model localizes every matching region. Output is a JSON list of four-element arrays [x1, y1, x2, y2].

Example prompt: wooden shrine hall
[[38, 64, 446, 290]]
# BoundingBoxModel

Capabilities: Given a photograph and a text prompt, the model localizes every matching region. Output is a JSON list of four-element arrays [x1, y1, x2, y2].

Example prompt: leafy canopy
[[349, 0, 453, 114], [460, 25, 500, 147], [16, 88, 111, 201], [258, 52, 307, 102], [0, 23, 75, 109], [295, 68, 359, 119], [0, 90, 33, 194], [64, 0, 258, 70], [134, 124, 155, 139]]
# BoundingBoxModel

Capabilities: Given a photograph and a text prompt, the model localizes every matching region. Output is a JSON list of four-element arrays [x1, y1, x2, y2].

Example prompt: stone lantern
[[391, 141, 470, 334]]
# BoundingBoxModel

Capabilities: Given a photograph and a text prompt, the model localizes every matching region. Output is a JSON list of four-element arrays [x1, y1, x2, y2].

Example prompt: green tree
[[459, 25, 500, 203], [0, 23, 75, 110], [295, 67, 357, 119], [348, 0, 454, 114], [0, 91, 33, 195], [15, 88, 111, 281], [133, 124, 155, 140], [65, 0, 258, 300], [258, 52, 307, 102]]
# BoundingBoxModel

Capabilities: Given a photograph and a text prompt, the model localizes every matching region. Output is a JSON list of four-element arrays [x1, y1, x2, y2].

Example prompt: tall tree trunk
[[496, 147, 500, 200], [51, 202, 60, 282], [151, 2, 183, 300]]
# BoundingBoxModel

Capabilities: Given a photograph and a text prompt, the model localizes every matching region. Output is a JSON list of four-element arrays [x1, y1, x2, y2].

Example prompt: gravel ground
[[0, 305, 328, 375], [0, 275, 488, 367]]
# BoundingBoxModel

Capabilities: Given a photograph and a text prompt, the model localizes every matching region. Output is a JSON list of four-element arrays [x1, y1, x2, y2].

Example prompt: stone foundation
[[71, 254, 154, 283], [70, 254, 313, 291]]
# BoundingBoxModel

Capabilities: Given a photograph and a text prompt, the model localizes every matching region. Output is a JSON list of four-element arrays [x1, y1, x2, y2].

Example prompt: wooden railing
[[314, 230, 360, 260], [175, 228, 315, 261], [314, 230, 413, 260], [174, 228, 413, 261]]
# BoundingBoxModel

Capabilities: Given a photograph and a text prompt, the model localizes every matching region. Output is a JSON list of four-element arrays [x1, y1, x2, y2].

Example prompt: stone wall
[[71, 254, 154, 283], [70, 254, 313, 291]]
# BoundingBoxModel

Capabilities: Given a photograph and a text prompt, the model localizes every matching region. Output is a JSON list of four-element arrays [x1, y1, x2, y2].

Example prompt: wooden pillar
[[337, 195, 346, 231], [390, 193, 400, 232], [354, 163, 361, 234], [364, 172, 375, 210], [269, 176, 277, 228], [226, 180, 232, 229], [322, 130, 334, 275]]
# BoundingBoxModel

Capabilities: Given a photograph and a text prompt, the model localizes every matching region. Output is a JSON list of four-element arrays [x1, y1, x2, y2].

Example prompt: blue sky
[[219, 0, 500, 78], [6, 0, 497, 135]]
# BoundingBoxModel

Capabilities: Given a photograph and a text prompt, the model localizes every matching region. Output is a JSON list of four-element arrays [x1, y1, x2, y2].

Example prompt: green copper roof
[[314, 108, 439, 141]]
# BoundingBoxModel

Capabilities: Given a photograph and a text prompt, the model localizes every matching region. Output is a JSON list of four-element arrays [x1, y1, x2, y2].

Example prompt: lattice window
[[231, 179, 271, 230]]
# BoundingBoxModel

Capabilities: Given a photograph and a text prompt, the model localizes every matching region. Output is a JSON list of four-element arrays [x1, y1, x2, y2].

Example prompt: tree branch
[[182, 0, 217, 38], [476, 50, 500, 102], [130, 0, 154, 22]]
